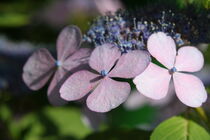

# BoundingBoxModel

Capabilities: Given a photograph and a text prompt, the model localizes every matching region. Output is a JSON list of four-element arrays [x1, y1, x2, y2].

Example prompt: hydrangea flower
[[84, 10, 191, 53], [22, 25, 91, 105], [60, 44, 151, 112], [134, 32, 207, 107]]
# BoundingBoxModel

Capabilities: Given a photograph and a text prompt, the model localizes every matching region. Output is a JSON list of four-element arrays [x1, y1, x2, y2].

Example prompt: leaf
[[151, 116, 210, 140]]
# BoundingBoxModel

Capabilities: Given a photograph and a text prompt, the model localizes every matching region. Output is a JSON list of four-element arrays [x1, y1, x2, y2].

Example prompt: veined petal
[[47, 68, 68, 106], [173, 72, 207, 107], [22, 48, 55, 90], [89, 44, 121, 73], [147, 32, 176, 69], [133, 63, 171, 100], [87, 77, 130, 112], [109, 50, 151, 78], [57, 25, 82, 61], [175, 47, 204, 72], [60, 70, 101, 101], [62, 48, 92, 72]]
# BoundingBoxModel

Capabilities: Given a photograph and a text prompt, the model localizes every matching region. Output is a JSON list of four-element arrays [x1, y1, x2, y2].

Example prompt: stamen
[[55, 60, 62, 67], [100, 70, 108, 76], [169, 67, 177, 75]]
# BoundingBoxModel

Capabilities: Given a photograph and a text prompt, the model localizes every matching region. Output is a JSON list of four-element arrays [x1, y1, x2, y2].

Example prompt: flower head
[[134, 32, 207, 107], [60, 44, 151, 112], [85, 8, 209, 53], [22, 25, 91, 105], [84, 10, 185, 53]]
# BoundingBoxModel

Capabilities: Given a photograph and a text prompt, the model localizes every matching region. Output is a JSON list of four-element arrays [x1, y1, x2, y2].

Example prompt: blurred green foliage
[[123, 0, 210, 9], [84, 128, 151, 140], [0, 102, 91, 140], [109, 106, 156, 128], [0, 13, 29, 27], [204, 44, 210, 63], [0, 0, 50, 27]]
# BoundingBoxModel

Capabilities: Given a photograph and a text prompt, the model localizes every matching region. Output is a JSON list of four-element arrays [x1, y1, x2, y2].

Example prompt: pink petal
[[56, 25, 82, 61], [175, 46, 204, 72], [62, 48, 92, 72], [86, 77, 130, 112], [173, 72, 207, 107], [147, 32, 176, 69], [22, 48, 55, 90], [60, 70, 101, 101], [133, 63, 171, 100], [47, 69, 68, 106], [94, 0, 123, 15], [89, 44, 121, 73], [109, 50, 151, 78]]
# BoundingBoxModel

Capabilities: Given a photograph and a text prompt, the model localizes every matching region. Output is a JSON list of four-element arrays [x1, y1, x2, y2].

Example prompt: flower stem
[[195, 107, 208, 122]]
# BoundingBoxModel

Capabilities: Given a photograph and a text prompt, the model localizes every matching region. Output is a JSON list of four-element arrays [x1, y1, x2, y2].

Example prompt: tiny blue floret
[[100, 70, 108, 76]]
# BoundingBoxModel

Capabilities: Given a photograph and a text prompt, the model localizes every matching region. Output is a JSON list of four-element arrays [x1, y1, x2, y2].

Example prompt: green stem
[[195, 107, 208, 122]]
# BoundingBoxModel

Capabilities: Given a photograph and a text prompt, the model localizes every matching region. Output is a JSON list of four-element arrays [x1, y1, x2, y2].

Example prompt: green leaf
[[151, 116, 210, 140]]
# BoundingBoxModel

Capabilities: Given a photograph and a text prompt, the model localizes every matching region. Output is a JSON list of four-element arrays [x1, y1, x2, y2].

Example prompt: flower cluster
[[84, 8, 209, 52], [22, 9, 208, 112], [84, 10, 186, 53]]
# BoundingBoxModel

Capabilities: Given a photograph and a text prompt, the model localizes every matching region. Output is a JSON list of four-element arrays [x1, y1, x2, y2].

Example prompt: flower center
[[169, 67, 177, 75], [100, 70, 108, 76], [55, 60, 62, 67]]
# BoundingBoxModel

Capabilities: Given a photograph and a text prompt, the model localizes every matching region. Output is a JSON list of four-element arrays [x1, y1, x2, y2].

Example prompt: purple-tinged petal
[[147, 32, 176, 69], [62, 48, 92, 72], [60, 70, 102, 101], [81, 106, 106, 130], [109, 50, 151, 78], [175, 46, 204, 72], [133, 63, 171, 100], [57, 25, 82, 61], [94, 0, 123, 15], [22, 48, 55, 90], [173, 72, 207, 107], [89, 44, 121, 73], [86, 77, 130, 112], [47, 68, 69, 106]]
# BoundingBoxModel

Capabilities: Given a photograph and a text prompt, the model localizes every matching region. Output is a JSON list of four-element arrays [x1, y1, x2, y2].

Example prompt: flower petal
[[86, 77, 130, 112], [60, 70, 101, 101], [133, 63, 171, 100], [22, 48, 55, 90], [57, 25, 82, 61], [47, 69, 69, 106], [173, 72, 207, 107], [175, 47, 204, 72], [89, 44, 121, 73], [148, 32, 176, 69], [109, 50, 151, 78], [62, 48, 92, 72]]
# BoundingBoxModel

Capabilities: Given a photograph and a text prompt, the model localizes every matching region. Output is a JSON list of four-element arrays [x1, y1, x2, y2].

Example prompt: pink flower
[[134, 32, 207, 107], [60, 44, 151, 112], [22, 25, 91, 105]]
